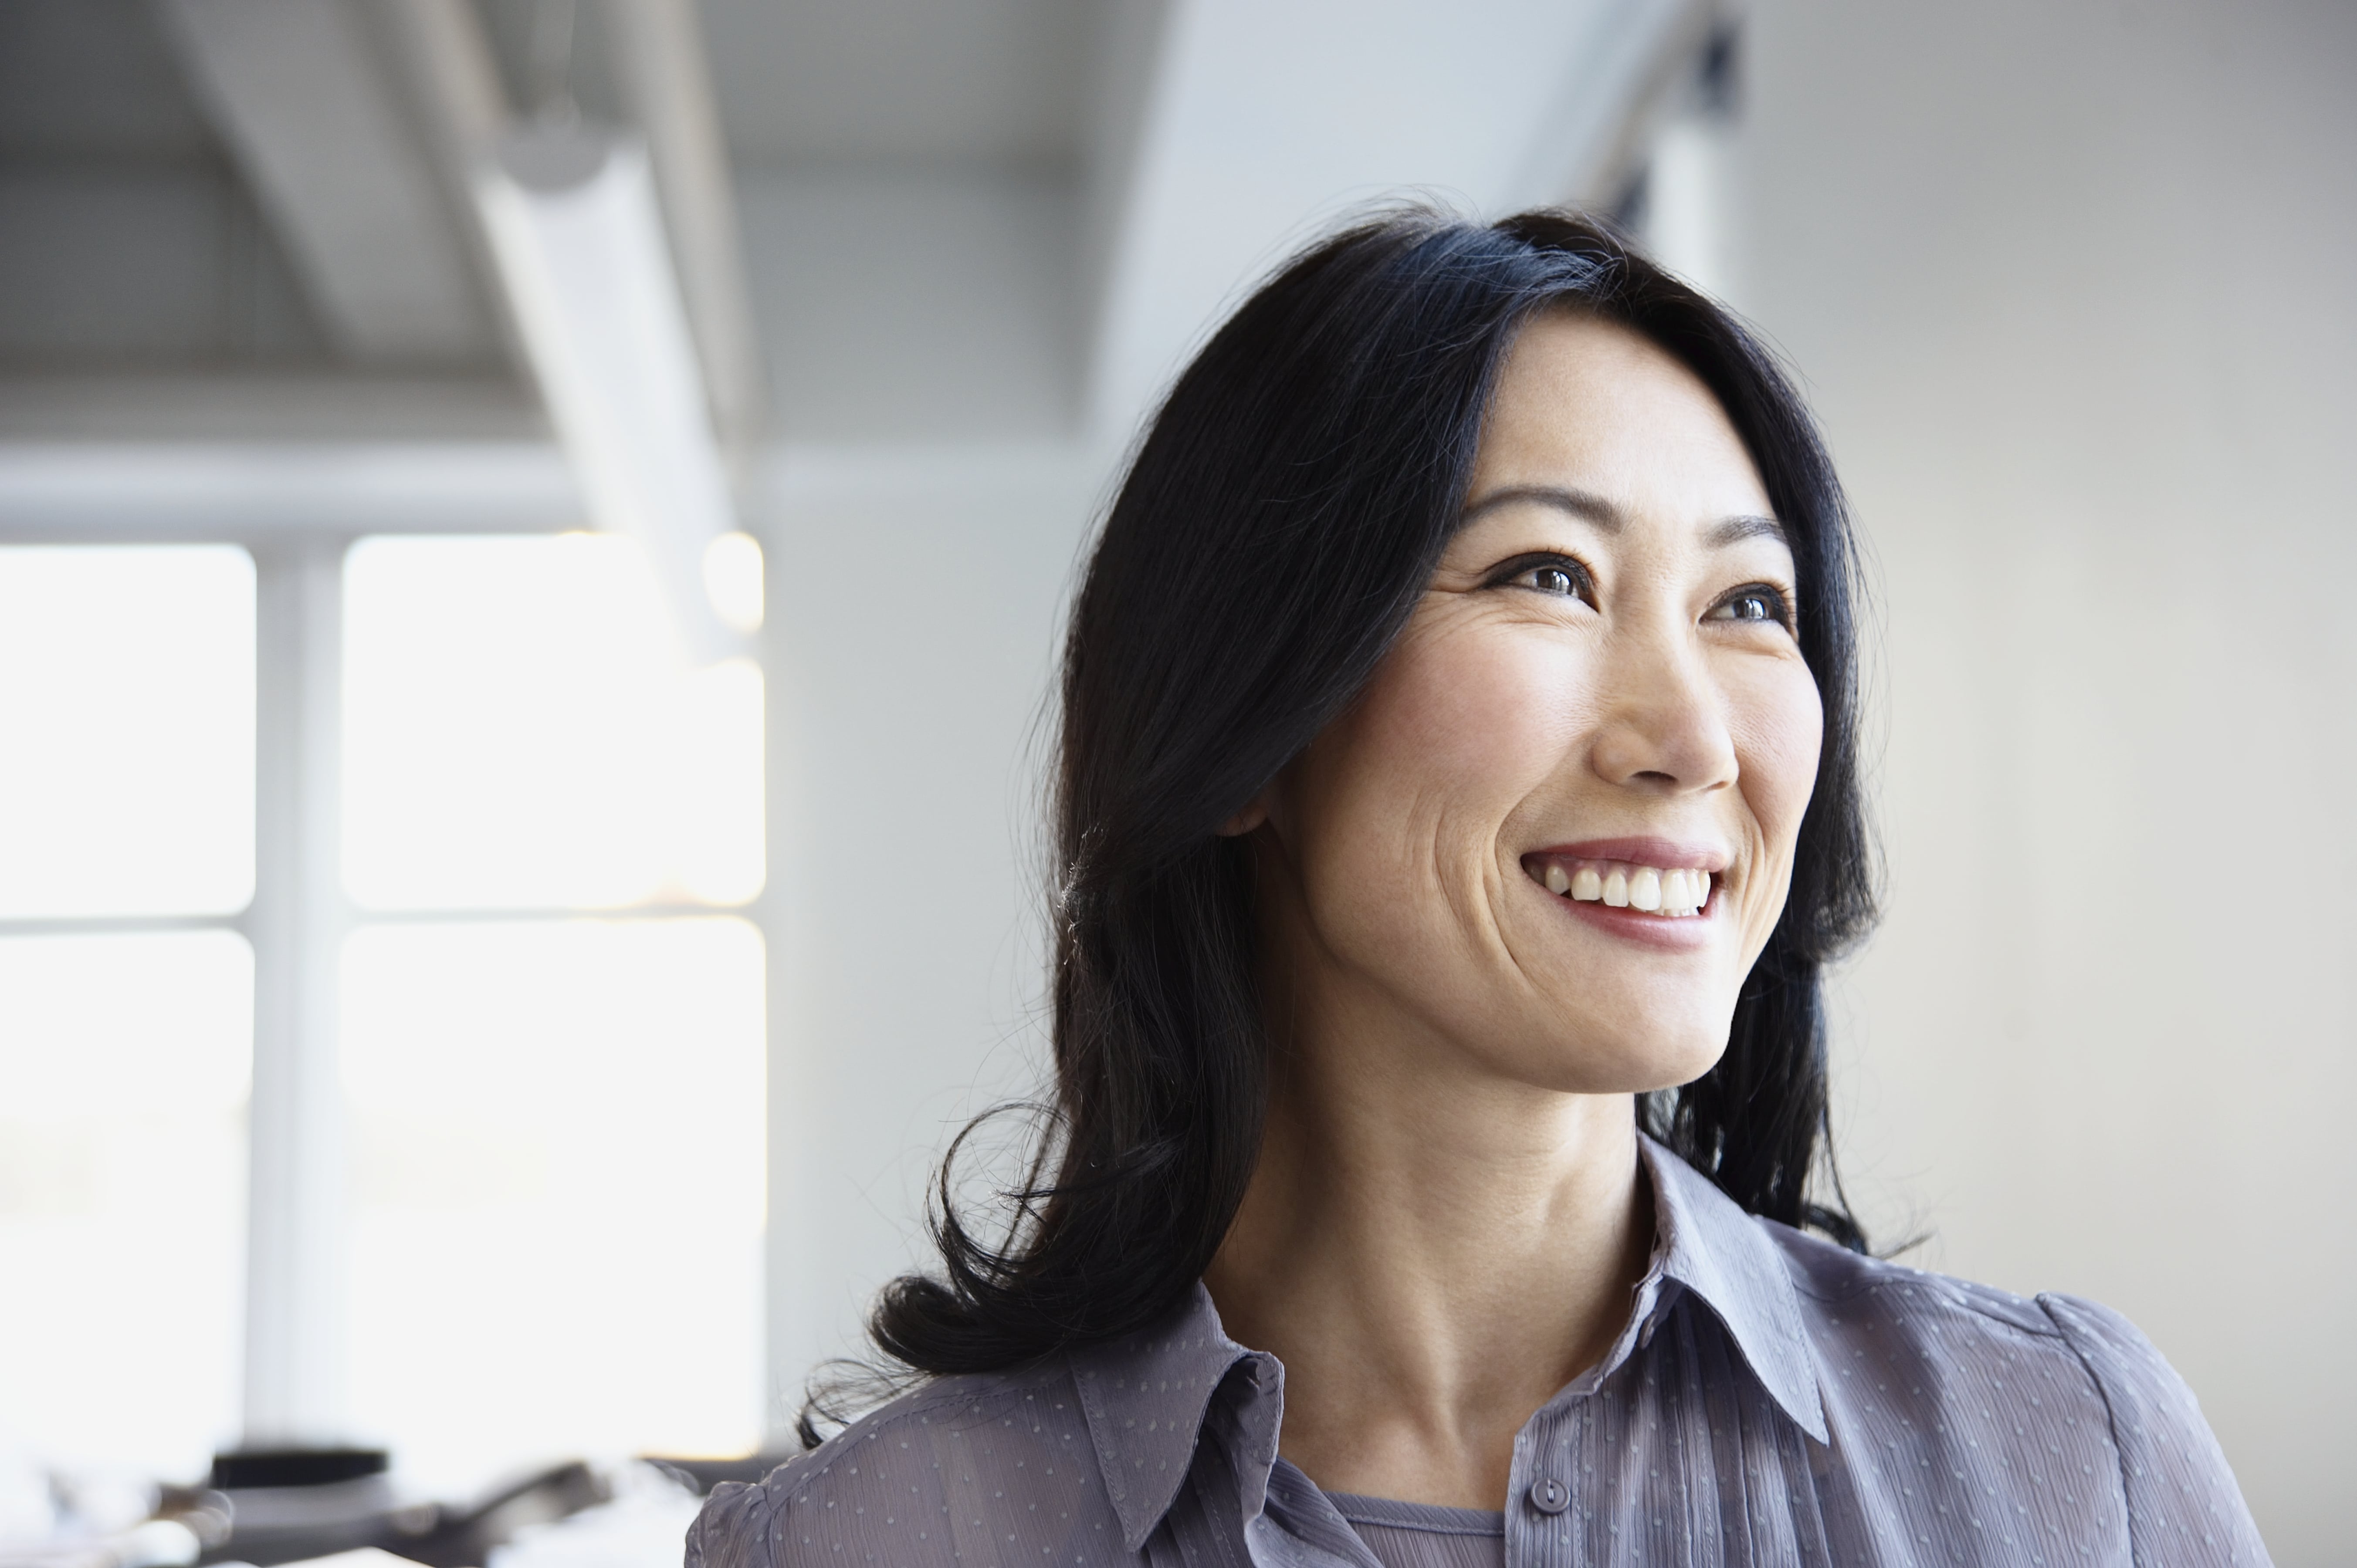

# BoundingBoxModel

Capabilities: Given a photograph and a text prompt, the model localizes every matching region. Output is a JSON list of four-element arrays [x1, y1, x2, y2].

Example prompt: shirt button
[[1527, 1477, 1571, 1515]]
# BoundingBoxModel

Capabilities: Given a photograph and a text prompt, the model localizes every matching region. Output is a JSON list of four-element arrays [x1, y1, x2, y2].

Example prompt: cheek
[[1730, 658, 1825, 856], [1306, 622, 1583, 851], [1283, 624, 1588, 984]]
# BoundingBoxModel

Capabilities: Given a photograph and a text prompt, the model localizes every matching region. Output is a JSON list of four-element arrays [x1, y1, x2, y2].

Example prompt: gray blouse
[[1322, 1491, 1502, 1568], [687, 1136, 2268, 1565]]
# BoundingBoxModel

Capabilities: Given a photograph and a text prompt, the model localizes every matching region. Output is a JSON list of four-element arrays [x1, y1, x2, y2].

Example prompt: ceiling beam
[[1083, 0, 1720, 439], [600, 0, 768, 463], [156, 0, 498, 365]]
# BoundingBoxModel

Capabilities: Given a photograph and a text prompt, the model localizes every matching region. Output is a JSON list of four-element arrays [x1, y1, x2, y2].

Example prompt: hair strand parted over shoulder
[[841, 207, 1877, 1413]]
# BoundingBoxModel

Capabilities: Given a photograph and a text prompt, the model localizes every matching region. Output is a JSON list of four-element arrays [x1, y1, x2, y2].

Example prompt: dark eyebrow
[[1462, 487, 1788, 551], [1459, 485, 1623, 530], [1706, 513, 1788, 549]]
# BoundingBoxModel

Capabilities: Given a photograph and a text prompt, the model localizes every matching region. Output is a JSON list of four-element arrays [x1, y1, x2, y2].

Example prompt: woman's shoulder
[[684, 1358, 1126, 1568], [1755, 1221, 2268, 1561], [1760, 1217, 2177, 1392]]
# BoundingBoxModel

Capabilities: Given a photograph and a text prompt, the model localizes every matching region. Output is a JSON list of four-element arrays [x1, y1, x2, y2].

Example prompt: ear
[[1215, 790, 1272, 837]]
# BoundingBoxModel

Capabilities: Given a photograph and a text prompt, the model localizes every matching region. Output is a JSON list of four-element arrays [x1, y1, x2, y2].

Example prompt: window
[[341, 919, 764, 1487], [0, 545, 257, 1477], [0, 532, 768, 1494], [0, 545, 256, 919], [338, 534, 765, 1491], [342, 535, 762, 911]]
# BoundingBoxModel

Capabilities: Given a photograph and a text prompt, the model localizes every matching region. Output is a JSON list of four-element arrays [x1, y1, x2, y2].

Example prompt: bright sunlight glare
[[702, 531, 764, 636], [0, 547, 255, 918], [342, 535, 764, 911], [0, 932, 251, 1477], [340, 917, 766, 1493]]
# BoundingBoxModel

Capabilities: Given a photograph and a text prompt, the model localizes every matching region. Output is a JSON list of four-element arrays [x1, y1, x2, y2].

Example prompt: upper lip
[[1524, 836, 1732, 872]]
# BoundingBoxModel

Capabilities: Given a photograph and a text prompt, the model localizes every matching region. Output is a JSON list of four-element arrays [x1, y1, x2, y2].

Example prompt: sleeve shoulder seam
[[2037, 1292, 2142, 1568]]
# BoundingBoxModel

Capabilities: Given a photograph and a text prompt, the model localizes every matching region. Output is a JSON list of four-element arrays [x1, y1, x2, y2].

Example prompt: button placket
[[1509, 1400, 1586, 1564]]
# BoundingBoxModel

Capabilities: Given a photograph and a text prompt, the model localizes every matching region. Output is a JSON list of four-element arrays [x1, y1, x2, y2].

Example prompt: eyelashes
[[1704, 585, 1795, 630], [1483, 554, 1797, 632], [1488, 553, 1595, 602]]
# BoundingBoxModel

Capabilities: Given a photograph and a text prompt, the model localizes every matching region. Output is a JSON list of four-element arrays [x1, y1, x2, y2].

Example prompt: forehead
[[1470, 310, 1771, 521]]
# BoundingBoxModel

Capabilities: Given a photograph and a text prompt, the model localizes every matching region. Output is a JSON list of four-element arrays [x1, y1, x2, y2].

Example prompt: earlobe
[[1215, 799, 1269, 837], [1216, 801, 1273, 839]]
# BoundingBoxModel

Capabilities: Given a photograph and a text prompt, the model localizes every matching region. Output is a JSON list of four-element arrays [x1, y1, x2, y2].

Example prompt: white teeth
[[1541, 859, 1715, 916]]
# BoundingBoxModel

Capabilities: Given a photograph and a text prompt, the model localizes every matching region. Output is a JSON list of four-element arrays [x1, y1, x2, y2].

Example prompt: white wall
[[754, 446, 1101, 1419], [736, 172, 1082, 442], [1734, 3, 2357, 1559]]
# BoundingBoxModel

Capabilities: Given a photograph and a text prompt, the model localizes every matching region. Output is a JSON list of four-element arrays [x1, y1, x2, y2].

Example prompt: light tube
[[473, 120, 745, 663]]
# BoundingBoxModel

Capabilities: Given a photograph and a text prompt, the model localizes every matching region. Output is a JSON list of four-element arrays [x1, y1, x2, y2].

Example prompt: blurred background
[[0, 0, 2349, 1563]]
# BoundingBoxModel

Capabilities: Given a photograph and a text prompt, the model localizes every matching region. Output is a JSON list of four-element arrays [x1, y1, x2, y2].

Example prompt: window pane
[[0, 546, 255, 917], [342, 918, 765, 1492], [342, 535, 764, 911], [0, 932, 251, 1476]]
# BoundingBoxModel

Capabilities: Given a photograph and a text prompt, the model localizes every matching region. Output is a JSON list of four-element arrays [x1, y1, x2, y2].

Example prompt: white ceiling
[[0, 0, 214, 161], [471, 0, 1096, 170], [700, 0, 1098, 169], [0, 0, 1707, 442], [0, 0, 333, 368], [1089, 0, 1703, 433]]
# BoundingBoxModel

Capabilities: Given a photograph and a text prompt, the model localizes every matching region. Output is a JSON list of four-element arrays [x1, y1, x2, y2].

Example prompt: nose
[[1585, 625, 1738, 795]]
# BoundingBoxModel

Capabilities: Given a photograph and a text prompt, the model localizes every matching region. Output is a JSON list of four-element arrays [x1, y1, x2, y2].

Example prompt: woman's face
[[1256, 310, 1822, 1094]]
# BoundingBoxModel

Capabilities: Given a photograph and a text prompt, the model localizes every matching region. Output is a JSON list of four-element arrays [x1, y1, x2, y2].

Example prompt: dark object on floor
[[635, 1454, 796, 1497], [208, 1451, 389, 1491], [193, 1450, 608, 1568], [390, 1462, 608, 1568], [197, 1448, 423, 1567]]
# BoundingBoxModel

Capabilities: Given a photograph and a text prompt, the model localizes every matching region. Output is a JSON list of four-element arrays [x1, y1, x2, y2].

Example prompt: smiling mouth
[[1525, 855, 1714, 918]]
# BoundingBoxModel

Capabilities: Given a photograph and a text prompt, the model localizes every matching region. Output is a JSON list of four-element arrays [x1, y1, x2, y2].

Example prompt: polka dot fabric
[[688, 1138, 2268, 1565]]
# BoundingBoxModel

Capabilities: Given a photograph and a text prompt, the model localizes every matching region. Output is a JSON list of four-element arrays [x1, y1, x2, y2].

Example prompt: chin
[[1646, 1034, 1733, 1094], [1517, 1010, 1733, 1097]]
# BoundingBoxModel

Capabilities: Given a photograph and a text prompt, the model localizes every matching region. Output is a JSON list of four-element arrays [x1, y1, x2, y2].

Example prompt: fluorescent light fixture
[[702, 529, 763, 635], [473, 120, 745, 663]]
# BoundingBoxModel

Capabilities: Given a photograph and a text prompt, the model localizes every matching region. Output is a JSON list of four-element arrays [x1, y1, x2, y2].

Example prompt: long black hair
[[854, 207, 1877, 1396]]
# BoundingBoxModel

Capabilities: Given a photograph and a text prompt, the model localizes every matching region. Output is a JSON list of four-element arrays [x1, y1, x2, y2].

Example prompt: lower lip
[[1549, 888, 1721, 951]]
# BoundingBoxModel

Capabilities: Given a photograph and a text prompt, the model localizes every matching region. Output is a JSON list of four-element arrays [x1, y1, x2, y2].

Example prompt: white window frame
[[0, 443, 762, 1451]]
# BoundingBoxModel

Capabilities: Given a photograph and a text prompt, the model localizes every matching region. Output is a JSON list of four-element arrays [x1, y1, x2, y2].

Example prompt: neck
[[1203, 1006, 1654, 1510]]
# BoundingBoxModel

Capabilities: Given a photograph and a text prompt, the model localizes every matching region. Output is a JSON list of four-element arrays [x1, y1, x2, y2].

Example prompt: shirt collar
[[1067, 1138, 1829, 1548], [1067, 1284, 1267, 1552], [1636, 1132, 1830, 1443]]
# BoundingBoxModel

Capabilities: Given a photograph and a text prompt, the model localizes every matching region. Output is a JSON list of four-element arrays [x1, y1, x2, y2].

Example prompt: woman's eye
[[1707, 586, 1791, 626], [1513, 563, 1587, 597]]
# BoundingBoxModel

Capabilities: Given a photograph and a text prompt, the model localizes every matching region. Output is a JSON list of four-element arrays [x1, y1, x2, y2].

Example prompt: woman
[[689, 211, 2266, 1565]]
